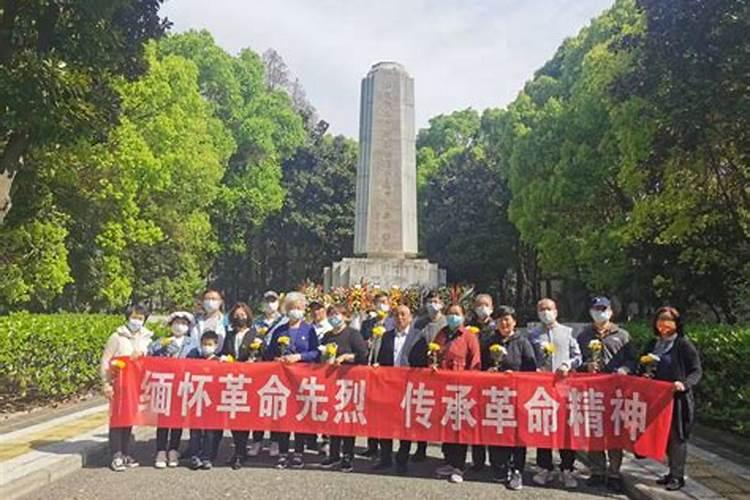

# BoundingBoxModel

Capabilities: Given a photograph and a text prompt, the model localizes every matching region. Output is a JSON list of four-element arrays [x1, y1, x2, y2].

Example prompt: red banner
[[110, 357, 674, 459]]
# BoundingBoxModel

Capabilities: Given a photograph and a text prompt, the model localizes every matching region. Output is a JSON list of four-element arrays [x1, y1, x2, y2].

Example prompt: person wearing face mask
[[638, 307, 701, 491], [431, 303, 481, 484], [483, 306, 537, 490], [528, 298, 582, 489], [147, 311, 195, 469], [219, 303, 258, 469], [318, 304, 368, 472], [101, 303, 153, 472], [310, 301, 333, 340], [468, 293, 496, 473], [576, 296, 636, 492], [185, 331, 223, 470], [190, 289, 227, 353], [264, 292, 320, 469]]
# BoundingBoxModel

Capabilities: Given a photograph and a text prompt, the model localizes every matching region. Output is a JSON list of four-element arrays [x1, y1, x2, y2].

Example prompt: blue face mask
[[446, 314, 464, 330], [329, 315, 344, 329]]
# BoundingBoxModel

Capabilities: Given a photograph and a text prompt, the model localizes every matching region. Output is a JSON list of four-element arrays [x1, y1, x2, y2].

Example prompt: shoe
[[436, 464, 457, 478], [411, 451, 427, 462], [110, 453, 126, 472], [154, 450, 167, 469], [665, 477, 685, 491], [561, 470, 578, 489], [167, 449, 180, 467], [320, 456, 341, 469], [248, 441, 261, 457], [532, 469, 554, 486], [290, 453, 304, 469], [373, 460, 393, 470], [358, 448, 378, 459], [449, 471, 464, 483], [396, 462, 408, 474], [607, 476, 624, 493], [276, 456, 288, 469], [190, 456, 202, 470], [269, 442, 280, 457], [507, 469, 523, 490], [492, 467, 508, 483], [656, 474, 672, 485], [124, 456, 139, 468], [586, 474, 606, 487], [230, 455, 243, 470], [200, 460, 212, 470], [340, 456, 353, 473]]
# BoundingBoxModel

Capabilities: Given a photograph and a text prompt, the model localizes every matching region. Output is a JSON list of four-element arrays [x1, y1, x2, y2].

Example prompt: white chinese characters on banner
[[524, 387, 560, 436], [217, 374, 252, 419], [138, 371, 175, 416], [177, 372, 213, 417], [611, 389, 648, 441], [567, 387, 605, 438], [441, 384, 477, 431], [296, 376, 329, 422], [258, 374, 291, 419], [333, 379, 367, 424], [401, 382, 436, 429], [481, 386, 517, 433]]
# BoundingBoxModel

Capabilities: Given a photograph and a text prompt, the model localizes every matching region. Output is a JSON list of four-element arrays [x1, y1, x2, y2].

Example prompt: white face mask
[[127, 318, 144, 332], [427, 302, 443, 315], [288, 309, 305, 322], [538, 309, 557, 325], [377, 303, 390, 313], [590, 309, 612, 325], [171, 323, 189, 337], [263, 301, 279, 314], [475, 305, 492, 319], [203, 299, 221, 313], [201, 345, 217, 357]]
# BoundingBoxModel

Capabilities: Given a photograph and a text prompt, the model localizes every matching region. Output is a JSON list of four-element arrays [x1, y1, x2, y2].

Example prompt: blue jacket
[[264, 321, 320, 362]]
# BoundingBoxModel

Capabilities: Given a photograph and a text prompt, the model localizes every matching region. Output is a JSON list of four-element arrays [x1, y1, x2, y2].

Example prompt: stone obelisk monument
[[324, 62, 445, 290]]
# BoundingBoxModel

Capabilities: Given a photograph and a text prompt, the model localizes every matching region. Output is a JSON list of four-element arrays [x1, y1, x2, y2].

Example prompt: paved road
[[22, 437, 625, 500]]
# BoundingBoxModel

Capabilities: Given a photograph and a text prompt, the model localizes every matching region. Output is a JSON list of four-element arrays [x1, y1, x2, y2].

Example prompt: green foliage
[[624, 321, 750, 437], [0, 313, 122, 405]]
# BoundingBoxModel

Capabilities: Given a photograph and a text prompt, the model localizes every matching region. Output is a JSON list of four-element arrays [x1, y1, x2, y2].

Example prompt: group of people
[[100, 288, 702, 492]]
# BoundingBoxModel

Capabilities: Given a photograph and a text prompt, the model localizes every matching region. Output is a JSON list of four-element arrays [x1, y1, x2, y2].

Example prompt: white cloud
[[161, 0, 614, 137]]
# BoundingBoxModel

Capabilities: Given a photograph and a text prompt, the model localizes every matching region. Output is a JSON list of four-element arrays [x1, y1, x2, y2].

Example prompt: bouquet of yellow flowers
[[466, 326, 480, 336], [541, 341, 556, 368], [255, 326, 269, 338], [323, 343, 338, 364], [248, 338, 263, 363], [489, 343, 507, 371], [278, 336, 291, 357], [588, 339, 604, 371], [427, 342, 441, 370], [110, 359, 126, 370], [640, 353, 660, 378], [371, 325, 386, 339]]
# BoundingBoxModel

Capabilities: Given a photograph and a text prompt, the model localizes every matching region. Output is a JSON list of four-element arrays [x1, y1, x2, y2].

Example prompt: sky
[[162, 0, 614, 138]]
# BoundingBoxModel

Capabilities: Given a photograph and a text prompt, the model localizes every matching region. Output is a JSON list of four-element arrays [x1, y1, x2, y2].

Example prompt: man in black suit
[[374, 305, 427, 474]]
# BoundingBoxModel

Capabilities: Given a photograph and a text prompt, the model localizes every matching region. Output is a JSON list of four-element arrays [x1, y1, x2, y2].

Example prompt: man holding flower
[[576, 296, 636, 492]]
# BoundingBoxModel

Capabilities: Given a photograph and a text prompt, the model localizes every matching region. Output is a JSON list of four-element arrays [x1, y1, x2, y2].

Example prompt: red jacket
[[433, 326, 481, 371]]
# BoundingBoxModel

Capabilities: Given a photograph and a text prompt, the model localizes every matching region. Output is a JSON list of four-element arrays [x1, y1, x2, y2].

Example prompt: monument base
[[323, 257, 446, 291]]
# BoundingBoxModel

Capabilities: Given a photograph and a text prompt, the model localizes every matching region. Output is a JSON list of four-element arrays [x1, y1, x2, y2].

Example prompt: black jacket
[[640, 334, 702, 440], [577, 323, 637, 374], [480, 330, 537, 372], [380, 329, 428, 368], [321, 327, 368, 365], [220, 327, 257, 362]]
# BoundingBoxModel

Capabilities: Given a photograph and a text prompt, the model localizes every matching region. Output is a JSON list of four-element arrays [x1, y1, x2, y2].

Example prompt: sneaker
[[110, 453, 126, 472], [320, 455, 341, 469], [508, 469, 523, 490], [154, 450, 167, 469], [665, 477, 685, 491], [655, 474, 672, 485], [167, 449, 180, 467], [230, 455, 243, 470], [449, 471, 464, 483], [436, 464, 457, 478], [290, 453, 304, 469], [276, 456, 288, 469], [340, 456, 353, 473], [200, 460, 213, 470], [561, 470, 578, 489], [190, 456, 202, 470], [269, 441, 280, 457], [248, 441, 262, 457], [492, 467, 509, 483], [533, 469, 554, 486], [606, 476, 624, 493], [124, 456, 139, 468], [586, 474, 606, 487]]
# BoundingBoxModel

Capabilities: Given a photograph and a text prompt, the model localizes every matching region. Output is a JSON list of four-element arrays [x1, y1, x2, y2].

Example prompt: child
[[147, 311, 195, 469], [185, 330, 223, 470], [101, 303, 154, 472]]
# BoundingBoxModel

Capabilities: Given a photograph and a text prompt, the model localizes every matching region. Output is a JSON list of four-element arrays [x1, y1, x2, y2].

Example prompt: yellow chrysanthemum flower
[[278, 336, 291, 346], [542, 342, 556, 355], [467, 326, 480, 335], [372, 326, 386, 338], [250, 339, 263, 350], [110, 359, 126, 369], [588, 339, 603, 352], [325, 343, 338, 356], [428, 342, 441, 353]]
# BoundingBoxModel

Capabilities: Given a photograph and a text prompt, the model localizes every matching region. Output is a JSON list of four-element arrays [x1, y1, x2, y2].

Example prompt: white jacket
[[100, 325, 153, 383]]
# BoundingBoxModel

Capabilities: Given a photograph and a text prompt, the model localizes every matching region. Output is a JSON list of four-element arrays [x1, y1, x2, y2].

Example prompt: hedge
[[1, 313, 748, 437]]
